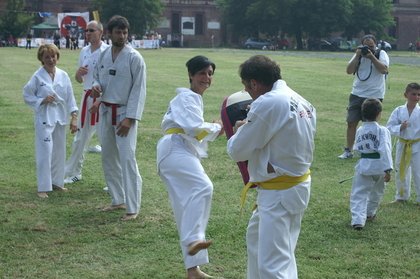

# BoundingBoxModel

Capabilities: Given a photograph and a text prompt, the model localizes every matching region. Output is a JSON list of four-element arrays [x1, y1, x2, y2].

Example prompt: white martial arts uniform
[[65, 42, 109, 178], [350, 121, 393, 226], [386, 104, 420, 202], [93, 44, 146, 214], [23, 66, 78, 192], [227, 80, 316, 279], [156, 87, 221, 269]]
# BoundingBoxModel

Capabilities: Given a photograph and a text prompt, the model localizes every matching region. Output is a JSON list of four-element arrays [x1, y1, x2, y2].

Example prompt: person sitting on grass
[[350, 98, 393, 230]]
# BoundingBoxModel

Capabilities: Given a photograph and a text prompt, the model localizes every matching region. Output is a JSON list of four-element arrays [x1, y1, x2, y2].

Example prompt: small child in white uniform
[[350, 98, 393, 230], [386, 82, 420, 203]]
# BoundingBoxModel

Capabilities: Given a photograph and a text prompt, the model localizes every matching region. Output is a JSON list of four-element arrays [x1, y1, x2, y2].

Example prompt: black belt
[[361, 152, 380, 159]]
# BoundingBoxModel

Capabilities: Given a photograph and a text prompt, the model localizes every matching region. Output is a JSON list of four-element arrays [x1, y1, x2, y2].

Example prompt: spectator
[[338, 34, 389, 159]]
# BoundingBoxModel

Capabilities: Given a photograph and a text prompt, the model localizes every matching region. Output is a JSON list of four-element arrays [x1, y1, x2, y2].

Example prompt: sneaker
[[103, 186, 108, 192], [64, 175, 82, 184], [352, 224, 364, 230], [87, 145, 102, 153], [367, 215, 376, 221], [338, 148, 353, 159]]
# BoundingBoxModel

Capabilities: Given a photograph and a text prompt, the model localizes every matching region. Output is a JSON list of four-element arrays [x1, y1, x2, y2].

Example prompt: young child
[[350, 98, 393, 230], [386, 82, 420, 203]]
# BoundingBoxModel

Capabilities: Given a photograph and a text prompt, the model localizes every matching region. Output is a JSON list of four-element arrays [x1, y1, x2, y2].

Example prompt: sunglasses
[[85, 29, 97, 33]]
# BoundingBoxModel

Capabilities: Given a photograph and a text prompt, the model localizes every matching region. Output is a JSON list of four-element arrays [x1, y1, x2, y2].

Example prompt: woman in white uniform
[[157, 56, 223, 279], [23, 44, 78, 198]]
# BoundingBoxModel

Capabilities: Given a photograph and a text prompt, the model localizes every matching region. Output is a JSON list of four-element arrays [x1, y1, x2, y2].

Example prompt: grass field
[[0, 46, 419, 279]]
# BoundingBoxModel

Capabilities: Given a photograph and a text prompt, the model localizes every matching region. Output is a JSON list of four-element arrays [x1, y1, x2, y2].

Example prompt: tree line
[[1, 0, 394, 49]]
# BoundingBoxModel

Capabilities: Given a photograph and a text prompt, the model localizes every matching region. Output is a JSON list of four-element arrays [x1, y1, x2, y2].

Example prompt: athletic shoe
[[367, 215, 376, 221], [352, 224, 364, 230], [64, 175, 82, 184], [87, 145, 102, 153], [103, 186, 108, 192], [338, 148, 353, 159]]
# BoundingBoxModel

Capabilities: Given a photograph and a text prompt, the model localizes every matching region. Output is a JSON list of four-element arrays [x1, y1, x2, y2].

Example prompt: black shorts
[[346, 94, 382, 122]]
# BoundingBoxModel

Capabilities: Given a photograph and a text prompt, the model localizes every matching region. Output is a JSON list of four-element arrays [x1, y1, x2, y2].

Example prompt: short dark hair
[[107, 15, 130, 33], [405, 82, 420, 92], [361, 98, 382, 121], [361, 34, 377, 44], [239, 55, 281, 86], [186, 55, 216, 82]]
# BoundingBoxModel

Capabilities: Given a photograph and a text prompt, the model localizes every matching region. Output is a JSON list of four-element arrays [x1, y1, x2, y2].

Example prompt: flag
[[38, 12, 52, 18], [93, 10, 100, 22]]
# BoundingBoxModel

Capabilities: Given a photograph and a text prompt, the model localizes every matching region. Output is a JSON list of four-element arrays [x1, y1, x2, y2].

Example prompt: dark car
[[243, 38, 274, 50], [319, 39, 339, 51]]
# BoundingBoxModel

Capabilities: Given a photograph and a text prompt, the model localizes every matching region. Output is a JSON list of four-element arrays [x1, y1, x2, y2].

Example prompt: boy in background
[[386, 82, 420, 204], [350, 98, 393, 230]]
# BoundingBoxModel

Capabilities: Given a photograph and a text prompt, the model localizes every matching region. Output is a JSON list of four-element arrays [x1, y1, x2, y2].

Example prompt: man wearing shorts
[[338, 34, 389, 159]]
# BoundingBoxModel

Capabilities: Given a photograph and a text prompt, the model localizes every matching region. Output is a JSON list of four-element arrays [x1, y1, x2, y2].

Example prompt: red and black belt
[[81, 89, 100, 128], [102, 102, 120, 125]]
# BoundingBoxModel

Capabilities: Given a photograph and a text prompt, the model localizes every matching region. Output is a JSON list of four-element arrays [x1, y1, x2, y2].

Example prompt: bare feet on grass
[[188, 240, 213, 256]]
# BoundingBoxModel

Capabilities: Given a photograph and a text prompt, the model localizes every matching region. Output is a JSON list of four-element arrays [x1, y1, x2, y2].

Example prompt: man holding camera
[[338, 34, 389, 159]]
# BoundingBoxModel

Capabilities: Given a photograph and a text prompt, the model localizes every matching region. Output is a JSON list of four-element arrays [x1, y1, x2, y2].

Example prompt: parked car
[[319, 39, 339, 51], [243, 38, 274, 50]]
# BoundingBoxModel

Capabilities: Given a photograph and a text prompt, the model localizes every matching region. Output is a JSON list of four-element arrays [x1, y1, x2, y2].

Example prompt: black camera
[[358, 45, 370, 56]]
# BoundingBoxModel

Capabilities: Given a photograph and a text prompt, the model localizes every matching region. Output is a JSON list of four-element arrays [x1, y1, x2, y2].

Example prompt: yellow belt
[[240, 170, 311, 210], [165, 127, 209, 141], [398, 137, 420, 182]]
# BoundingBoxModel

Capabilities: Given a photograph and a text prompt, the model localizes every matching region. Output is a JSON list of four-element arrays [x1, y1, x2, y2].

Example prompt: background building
[[154, 0, 221, 48], [391, 0, 420, 50], [0, 0, 419, 50]]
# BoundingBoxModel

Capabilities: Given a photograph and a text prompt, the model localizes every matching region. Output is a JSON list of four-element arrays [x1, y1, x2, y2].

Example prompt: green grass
[[1, 47, 419, 279]]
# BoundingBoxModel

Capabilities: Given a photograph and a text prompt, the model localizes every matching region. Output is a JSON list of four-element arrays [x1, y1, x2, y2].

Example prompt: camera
[[358, 45, 370, 56]]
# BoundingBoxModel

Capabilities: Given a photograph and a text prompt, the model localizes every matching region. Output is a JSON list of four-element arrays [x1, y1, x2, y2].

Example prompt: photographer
[[338, 34, 389, 159]]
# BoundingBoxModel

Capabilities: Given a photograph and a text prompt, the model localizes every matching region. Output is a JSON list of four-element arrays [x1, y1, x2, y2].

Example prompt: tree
[[343, 0, 394, 39], [217, 0, 258, 39], [287, 0, 353, 49], [0, 0, 35, 43], [92, 0, 163, 36], [217, 0, 394, 49]]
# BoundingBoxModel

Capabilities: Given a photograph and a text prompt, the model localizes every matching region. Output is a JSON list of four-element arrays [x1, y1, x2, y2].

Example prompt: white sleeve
[[23, 74, 43, 112], [173, 93, 221, 140], [386, 107, 402, 137], [379, 128, 393, 171], [227, 111, 270, 162]]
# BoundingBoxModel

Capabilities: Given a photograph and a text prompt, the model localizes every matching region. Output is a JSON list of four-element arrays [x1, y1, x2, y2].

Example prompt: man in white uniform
[[92, 15, 146, 221], [339, 34, 389, 159], [386, 82, 420, 203], [227, 55, 316, 279], [64, 20, 109, 184]]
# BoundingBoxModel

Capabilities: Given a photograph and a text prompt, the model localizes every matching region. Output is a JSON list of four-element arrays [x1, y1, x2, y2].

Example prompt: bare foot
[[188, 240, 212, 256], [101, 204, 126, 212], [187, 266, 213, 279], [121, 213, 138, 221], [52, 185, 68, 191], [37, 192, 48, 198]]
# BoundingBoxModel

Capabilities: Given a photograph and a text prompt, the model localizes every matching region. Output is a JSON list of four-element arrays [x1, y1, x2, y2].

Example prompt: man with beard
[[92, 15, 147, 221]]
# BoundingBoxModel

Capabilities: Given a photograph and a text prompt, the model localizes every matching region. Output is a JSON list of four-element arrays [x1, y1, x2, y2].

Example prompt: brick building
[[0, 0, 419, 50], [155, 0, 221, 48], [391, 0, 420, 50]]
